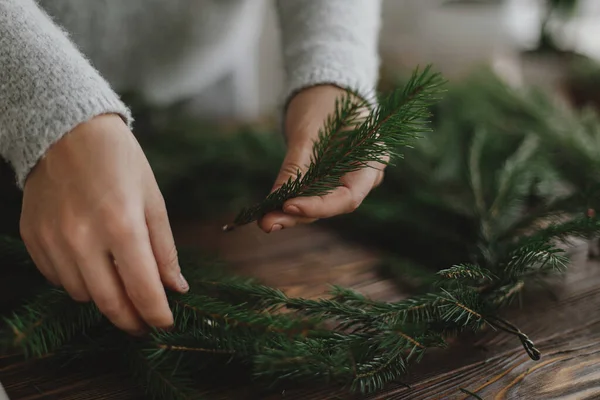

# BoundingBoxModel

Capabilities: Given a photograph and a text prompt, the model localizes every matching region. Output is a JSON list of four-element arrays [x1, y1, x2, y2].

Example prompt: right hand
[[20, 114, 189, 335]]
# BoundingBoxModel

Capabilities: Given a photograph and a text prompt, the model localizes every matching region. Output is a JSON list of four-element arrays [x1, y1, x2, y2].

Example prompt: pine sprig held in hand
[[224, 65, 446, 230]]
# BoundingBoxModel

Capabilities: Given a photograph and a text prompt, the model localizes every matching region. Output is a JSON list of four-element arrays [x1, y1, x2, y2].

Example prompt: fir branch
[[329, 285, 373, 306], [436, 289, 487, 328], [468, 128, 488, 225], [488, 134, 543, 237], [52, 326, 128, 361], [378, 294, 447, 326], [125, 340, 202, 400], [169, 293, 315, 338], [189, 280, 397, 334], [2, 66, 600, 398], [520, 215, 600, 245], [501, 242, 569, 280], [252, 336, 355, 387], [224, 65, 446, 230], [0, 236, 36, 269], [252, 330, 433, 393], [490, 135, 541, 215], [1, 288, 103, 358], [437, 264, 496, 282], [282, 297, 380, 332], [490, 280, 525, 307], [351, 338, 411, 393], [144, 330, 245, 378], [189, 279, 290, 311], [496, 194, 584, 242]]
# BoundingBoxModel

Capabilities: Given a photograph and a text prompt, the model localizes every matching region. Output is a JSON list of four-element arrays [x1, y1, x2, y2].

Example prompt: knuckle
[[159, 245, 179, 271], [37, 224, 56, 248], [106, 215, 142, 240], [70, 220, 93, 239], [62, 222, 91, 251]]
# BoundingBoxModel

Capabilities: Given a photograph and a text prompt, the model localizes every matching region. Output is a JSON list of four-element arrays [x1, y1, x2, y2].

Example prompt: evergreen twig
[[223, 65, 446, 230]]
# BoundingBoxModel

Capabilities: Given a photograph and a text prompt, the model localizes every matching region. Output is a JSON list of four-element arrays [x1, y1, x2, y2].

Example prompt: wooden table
[[2, 218, 600, 400]]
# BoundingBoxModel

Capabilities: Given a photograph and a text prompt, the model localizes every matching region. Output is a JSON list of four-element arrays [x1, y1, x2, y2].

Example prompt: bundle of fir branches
[[317, 69, 600, 286], [228, 65, 600, 362], [1, 66, 460, 399], [465, 66, 600, 254], [3, 65, 600, 399]]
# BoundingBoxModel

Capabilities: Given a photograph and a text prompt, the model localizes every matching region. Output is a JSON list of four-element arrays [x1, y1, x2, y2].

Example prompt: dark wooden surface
[[2, 216, 600, 400]]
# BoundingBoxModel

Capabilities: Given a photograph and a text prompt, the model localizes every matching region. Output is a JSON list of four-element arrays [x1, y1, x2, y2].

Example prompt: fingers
[[261, 146, 386, 231], [283, 164, 384, 220], [261, 85, 386, 232], [17, 113, 179, 337], [108, 215, 174, 329], [145, 193, 188, 294], [42, 232, 91, 302], [259, 164, 383, 231], [75, 245, 146, 335], [20, 230, 60, 286], [259, 143, 315, 232], [258, 212, 317, 233], [22, 207, 174, 333]]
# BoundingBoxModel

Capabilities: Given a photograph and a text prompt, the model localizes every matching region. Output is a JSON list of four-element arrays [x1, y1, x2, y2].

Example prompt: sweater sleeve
[[275, 0, 382, 107], [0, 0, 132, 189]]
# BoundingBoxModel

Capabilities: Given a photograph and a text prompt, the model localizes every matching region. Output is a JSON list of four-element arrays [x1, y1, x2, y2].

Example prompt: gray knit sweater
[[0, 0, 381, 188]]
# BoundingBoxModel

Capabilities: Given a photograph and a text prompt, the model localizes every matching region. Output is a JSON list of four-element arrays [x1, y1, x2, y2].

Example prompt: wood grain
[[380, 321, 600, 400], [2, 218, 600, 400]]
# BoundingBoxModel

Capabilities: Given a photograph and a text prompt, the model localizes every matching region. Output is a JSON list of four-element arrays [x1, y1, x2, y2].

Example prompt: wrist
[[26, 114, 131, 185], [285, 85, 368, 139]]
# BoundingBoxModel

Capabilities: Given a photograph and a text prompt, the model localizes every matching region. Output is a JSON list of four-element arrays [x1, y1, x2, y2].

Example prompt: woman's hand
[[20, 114, 188, 335], [258, 85, 385, 233]]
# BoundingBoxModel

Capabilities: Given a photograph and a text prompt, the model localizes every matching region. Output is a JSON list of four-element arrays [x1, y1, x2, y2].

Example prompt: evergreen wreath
[[2, 66, 600, 400]]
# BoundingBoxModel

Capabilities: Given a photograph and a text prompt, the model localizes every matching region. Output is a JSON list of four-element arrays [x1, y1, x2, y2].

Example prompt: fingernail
[[178, 273, 189, 292], [285, 205, 301, 215], [270, 224, 283, 233]]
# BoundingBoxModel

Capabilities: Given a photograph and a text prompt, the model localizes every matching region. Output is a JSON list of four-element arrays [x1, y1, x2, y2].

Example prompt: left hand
[[258, 85, 385, 233]]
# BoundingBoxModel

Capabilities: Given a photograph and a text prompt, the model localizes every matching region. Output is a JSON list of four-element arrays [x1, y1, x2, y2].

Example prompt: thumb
[[271, 143, 313, 193], [257, 140, 317, 233], [259, 85, 344, 233]]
